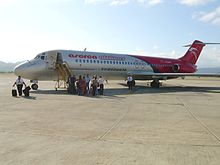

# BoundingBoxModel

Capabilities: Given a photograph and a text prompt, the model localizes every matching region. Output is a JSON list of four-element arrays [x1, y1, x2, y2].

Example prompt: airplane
[[14, 40, 220, 90]]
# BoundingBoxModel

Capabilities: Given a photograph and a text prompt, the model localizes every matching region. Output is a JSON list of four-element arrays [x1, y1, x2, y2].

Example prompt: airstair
[[55, 62, 71, 89], [46, 51, 72, 90]]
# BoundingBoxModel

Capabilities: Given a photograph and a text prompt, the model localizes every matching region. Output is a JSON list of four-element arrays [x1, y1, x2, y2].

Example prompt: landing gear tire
[[31, 84, 38, 90], [150, 80, 160, 88]]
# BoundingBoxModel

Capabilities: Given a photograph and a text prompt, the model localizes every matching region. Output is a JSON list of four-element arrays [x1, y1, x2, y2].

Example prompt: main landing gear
[[150, 80, 160, 88]]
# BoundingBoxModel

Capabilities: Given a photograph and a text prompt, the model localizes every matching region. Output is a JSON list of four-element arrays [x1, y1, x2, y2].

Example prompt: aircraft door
[[46, 51, 58, 69]]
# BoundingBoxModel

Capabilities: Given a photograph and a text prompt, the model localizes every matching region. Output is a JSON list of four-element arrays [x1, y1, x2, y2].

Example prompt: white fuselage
[[14, 50, 154, 81]]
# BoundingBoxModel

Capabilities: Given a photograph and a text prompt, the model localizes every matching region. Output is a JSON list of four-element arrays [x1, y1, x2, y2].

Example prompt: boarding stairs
[[55, 62, 71, 89]]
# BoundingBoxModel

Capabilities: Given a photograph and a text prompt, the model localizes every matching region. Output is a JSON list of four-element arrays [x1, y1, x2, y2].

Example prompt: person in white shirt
[[13, 76, 26, 96], [85, 74, 90, 94], [127, 75, 133, 90], [98, 76, 104, 95]]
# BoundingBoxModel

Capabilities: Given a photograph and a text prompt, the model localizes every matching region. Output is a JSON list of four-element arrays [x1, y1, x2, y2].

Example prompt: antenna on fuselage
[[84, 48, 87, 51]]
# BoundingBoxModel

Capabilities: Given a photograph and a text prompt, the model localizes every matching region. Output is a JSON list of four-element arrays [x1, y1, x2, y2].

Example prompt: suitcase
[[23, 86, 31, 97], [12, 89, 17, 97]]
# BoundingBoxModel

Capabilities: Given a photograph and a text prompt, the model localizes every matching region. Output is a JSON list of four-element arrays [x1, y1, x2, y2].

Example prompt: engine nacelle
[[172, 63, 197, 73], [172, 64, 180, 72]]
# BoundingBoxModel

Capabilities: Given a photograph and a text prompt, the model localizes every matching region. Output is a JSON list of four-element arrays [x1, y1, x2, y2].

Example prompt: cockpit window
[[41, 56, 45, 60], [34, 55, 45, 60], [34, 55, 40, 59]]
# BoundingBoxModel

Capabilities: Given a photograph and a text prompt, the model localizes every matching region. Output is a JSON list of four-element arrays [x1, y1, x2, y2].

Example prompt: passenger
[[98, 76, 104, 95], [13, 76, 26, 96], [67, 75, 76, 94], [91, 75, 98, 96], [85, 74, 90, 94], [127, 75, 133, 90], [76, 75, 83, 95], [82, 76, 86, 95]]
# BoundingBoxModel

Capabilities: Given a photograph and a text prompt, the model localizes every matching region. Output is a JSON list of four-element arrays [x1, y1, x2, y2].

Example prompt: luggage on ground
[[12, 89, 17, 97], [23, 86, 31, 97]]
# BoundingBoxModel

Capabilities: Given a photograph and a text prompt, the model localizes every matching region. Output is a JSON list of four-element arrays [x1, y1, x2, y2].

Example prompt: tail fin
[[179, 40, 205, 64]]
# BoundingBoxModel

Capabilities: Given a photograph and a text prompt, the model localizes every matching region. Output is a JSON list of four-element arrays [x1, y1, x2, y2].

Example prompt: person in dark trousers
[[127, 75, 133, 90], [77, 75, 83, 96], [13, 76, 26, 96], [67, 75, 76, 94], [91, 75, 98, 96], [98, 76, 104, 95]]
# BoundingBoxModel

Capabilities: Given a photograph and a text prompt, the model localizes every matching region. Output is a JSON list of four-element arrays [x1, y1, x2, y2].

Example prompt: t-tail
[[179, 40, 205, 64]]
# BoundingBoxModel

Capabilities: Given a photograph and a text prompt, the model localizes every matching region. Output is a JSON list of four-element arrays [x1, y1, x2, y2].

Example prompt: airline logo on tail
[[189, 47, 199, 60]]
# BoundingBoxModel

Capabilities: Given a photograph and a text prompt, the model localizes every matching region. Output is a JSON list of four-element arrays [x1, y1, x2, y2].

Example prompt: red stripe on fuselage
[[131, 55, 196, 73]]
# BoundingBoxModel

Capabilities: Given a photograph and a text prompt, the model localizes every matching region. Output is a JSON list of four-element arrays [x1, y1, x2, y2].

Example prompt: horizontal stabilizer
[[183, 42, 220, 47]]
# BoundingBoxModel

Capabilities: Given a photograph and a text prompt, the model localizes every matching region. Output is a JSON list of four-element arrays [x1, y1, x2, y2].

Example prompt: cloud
[[193, 6, 220, 27], [148, 0, 163, 6], [110, 0, 129, 6], [84, 0, 107, 5], [178, 0, 215, 6], [84, 0, 163, 6], [197, 46, 220, 67]]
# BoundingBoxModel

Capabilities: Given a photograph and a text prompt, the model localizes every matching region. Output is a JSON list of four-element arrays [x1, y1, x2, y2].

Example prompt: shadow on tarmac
[[30, 84, 220, 98], [21, 96, 37, 100]]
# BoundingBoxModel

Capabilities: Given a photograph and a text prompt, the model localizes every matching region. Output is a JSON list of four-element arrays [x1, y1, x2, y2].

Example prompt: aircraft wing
[[127, 71, 220, 80]]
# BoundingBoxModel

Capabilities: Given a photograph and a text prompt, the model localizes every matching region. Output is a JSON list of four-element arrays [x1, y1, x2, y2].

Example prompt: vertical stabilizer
[[179, 40, 205, 64]]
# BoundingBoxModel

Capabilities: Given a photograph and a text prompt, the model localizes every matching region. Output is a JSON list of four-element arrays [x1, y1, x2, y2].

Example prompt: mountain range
[[0, 61, 219, 73], [0, 61, 23, 72]]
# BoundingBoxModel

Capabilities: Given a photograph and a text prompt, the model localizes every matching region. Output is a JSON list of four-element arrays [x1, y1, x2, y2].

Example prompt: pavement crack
[[178, 97, 220, 143], [97, 107, 129, 140]]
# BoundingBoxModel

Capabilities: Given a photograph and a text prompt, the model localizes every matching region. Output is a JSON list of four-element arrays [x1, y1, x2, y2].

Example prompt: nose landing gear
[[30, 80, 38, 90], [31, 84, 38, 90]]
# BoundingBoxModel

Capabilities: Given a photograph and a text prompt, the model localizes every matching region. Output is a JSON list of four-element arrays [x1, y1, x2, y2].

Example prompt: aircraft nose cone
[[14, 65, 21, 76], [14, 62, 26, 77]]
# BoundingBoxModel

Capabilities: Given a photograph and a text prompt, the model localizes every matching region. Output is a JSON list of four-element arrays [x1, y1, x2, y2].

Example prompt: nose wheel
[[31, 84, 38, 90]]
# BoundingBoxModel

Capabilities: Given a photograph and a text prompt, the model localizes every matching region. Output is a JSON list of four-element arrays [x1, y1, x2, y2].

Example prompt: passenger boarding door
[[47, 51, 58, 69]]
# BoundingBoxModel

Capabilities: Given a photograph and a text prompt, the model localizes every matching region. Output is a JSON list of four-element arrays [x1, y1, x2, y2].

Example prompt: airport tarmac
[[0, 73, 220, 165]]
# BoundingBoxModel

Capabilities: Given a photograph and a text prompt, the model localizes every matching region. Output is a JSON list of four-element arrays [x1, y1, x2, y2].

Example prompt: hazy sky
[[0, 0, 220, 67]]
